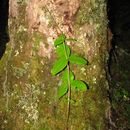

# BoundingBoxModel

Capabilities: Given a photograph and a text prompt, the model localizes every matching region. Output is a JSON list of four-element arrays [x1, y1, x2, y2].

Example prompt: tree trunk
[[0, 0, 110, 129]]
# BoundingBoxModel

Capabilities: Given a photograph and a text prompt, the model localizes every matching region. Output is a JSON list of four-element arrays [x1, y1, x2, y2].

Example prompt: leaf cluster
[[51, 34, 89, 98]]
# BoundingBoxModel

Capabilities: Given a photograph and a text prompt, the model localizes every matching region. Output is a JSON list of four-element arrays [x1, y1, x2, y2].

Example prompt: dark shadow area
[[108, 0, 130, 52], [107, 0, 130, 129], [0, 0, 9, 59]]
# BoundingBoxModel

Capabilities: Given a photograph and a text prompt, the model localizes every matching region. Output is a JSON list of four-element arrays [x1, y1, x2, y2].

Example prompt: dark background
[[0, 0, 9, 59]]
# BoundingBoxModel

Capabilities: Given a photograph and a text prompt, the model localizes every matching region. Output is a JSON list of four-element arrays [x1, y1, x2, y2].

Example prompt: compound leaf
[[54, 34, 66, 46], [69, 54, 88, 65], [51, 58, 68, 76]]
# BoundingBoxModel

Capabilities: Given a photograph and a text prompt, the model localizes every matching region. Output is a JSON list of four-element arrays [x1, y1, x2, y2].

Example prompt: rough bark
[[0, 0, 110, 130]]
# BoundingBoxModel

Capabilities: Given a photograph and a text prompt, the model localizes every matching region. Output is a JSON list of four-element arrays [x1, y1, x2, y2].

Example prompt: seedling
[[51, 34, 89, 129]]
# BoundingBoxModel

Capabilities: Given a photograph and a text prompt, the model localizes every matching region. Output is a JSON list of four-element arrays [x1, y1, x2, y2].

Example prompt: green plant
[[51, 34, 89, 129]]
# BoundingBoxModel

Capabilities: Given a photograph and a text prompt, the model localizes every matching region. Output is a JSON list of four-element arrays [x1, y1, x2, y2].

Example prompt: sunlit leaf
[[54, 34, 66, 46], [58, 84, 68, 98], [51, 58, 68, 75], [56, 44, 71, 58], [71, 80, 88, 91], [62, 69, 75, 82], [69, 54, 88, 65]]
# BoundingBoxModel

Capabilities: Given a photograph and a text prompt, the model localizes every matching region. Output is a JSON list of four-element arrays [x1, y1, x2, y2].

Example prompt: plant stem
[[45, 5, 73, 129], [66, 64, 71, 130], [63, 42, 71, 130]]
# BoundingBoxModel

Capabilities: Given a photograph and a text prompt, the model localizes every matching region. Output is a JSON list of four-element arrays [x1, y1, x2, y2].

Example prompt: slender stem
[[63, 42, 71, 130], [45, 5, 71, 129], [66, 64, 71, 130]]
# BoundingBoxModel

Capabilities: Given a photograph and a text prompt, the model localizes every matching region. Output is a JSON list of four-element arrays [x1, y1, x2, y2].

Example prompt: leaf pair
[[58, 69, 88, 98], [57, 80, 88, 98], [51, 54, 88, 76]]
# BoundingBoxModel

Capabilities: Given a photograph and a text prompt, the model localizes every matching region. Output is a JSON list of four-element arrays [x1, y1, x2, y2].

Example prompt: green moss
[[32, 32, 48, 52], [0, 0, 110, 129], [75, 0, 90, 25], [17, 0, 28, 5], [40, 6, 57, 28]]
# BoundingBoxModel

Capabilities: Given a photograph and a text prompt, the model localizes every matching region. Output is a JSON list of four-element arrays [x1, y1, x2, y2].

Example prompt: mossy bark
[[0, 0, 110, 130]]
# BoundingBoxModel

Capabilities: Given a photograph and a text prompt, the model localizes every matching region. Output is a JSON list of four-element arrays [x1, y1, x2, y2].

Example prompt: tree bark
[[0, 0, 110, 129]]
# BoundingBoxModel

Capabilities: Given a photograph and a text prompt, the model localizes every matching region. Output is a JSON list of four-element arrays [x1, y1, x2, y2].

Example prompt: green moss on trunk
[[0, 0, 110, 130]]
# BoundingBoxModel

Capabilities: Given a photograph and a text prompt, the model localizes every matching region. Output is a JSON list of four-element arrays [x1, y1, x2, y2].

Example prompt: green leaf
[[69, 54, 88, 65], [66, 38, 77, 42], [54, 34, 66, 46], [56, 44, 71, 58], [58, 84, 68, 98], [51, 58, 68, 75], [62, 69, 75, 82], [71, 80, 88, 91]]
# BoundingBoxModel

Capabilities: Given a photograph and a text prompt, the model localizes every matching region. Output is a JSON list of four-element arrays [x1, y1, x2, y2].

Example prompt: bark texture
[[0, 0, 110, 129]]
